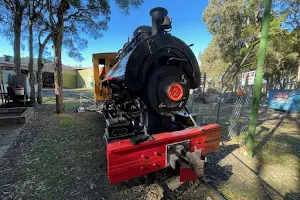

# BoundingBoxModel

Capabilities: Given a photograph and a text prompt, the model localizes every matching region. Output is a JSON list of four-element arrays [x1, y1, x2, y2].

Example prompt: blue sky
[[0, 0, 211, 67]]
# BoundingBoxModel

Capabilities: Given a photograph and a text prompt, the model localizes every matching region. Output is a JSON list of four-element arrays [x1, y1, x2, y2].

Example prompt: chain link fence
[[186, 83, 299, 141], [228, 85, 253, 138]]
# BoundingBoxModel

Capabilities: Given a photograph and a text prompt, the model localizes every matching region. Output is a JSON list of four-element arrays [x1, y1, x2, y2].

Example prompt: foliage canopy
[[201, 0, 299, 85]]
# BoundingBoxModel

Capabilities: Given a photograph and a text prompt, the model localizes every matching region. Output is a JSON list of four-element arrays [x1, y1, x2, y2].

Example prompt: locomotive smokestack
[[150, 7, 168, 35]]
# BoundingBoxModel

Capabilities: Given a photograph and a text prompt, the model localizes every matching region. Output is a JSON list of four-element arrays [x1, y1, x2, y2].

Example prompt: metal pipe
[[149, 7, 168, 35], [184, 106, 198, 127]]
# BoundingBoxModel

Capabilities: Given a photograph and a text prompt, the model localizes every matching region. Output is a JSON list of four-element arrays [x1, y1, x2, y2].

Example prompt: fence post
[[246, 0, 272, 157]]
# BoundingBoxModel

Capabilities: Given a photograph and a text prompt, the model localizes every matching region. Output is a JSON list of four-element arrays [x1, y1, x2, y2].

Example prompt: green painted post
[[246, 0, 272, 157]]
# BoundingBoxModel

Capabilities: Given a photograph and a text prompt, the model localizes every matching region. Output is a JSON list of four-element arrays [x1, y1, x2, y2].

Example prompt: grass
[[217, 113, 300, 200], [0, 91, 102, 199], [1, 90, 299, 199], [74, 87, 94, 91], [43, 97, 56, 104], [20, 107, 105, 199], [189, 100, 300, 199], [43, 94, 300, 199], [56, 113, 74, 128], [43, 95, 91, 111]]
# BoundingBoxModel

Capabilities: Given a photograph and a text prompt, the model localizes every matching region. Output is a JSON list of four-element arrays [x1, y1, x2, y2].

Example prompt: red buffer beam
[[107, 124, 222, 184]]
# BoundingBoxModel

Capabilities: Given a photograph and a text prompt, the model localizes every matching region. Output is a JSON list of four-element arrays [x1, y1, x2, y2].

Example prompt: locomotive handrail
[[115, 32, 142, 60]]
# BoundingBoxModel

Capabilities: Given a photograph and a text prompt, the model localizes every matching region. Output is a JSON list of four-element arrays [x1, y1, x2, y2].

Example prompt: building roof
[[0, 56, 77, 74], [92, 52, 118, 60], [74, 67, 93, 70], [0, 60, 28, 68]]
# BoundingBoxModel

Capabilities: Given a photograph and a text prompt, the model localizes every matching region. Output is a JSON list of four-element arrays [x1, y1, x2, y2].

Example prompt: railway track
[[201, 178, 228, 200], [148, 172, 228, 200]]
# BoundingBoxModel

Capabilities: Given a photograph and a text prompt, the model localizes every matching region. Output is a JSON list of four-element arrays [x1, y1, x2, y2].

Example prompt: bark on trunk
[[37, 44, 44, 105], [297, 61, 300, 83], [37, 53, 43, 104], [29, 19, 35, 101], [14, 13, 22, 76], [53, 22, 64, 113], [36, 32, 52, 104]]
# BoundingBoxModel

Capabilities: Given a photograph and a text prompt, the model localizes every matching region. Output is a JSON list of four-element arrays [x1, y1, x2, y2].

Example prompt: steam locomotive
[[96, 7, 221, 184], [103, 7, 200, 139]]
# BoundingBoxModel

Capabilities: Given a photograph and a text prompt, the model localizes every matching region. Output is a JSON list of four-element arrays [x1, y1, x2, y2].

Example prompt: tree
[[201, 0, 299, 85], [262, 0, 300, 84], [0, 0, 51, 103], [46, 0, 143, 113], [36, 24, 52, 104], [199, 36, 229, 86], [0, 0, 29, 75], [201, 0, 299, 154], [279, 0, 300, 83], [202, 0, 263, 65], [27, 0, 44, 102]]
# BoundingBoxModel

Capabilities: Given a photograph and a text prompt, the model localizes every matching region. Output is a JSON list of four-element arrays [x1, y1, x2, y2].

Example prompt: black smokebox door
[[147, 66, 189, 115]]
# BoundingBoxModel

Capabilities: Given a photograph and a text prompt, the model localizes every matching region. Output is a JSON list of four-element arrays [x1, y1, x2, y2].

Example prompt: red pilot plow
[[107, 124, 221, 184]]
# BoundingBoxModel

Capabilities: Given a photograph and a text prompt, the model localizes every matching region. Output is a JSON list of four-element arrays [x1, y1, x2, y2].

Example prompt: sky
[[0, 0, 212, 68]]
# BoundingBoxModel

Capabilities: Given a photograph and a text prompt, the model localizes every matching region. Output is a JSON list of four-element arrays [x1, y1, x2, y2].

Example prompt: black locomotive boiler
[[102, 7, 201, 141]]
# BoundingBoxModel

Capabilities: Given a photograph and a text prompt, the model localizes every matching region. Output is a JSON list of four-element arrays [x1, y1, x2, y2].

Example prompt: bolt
[[159, 102, 166, 108], [154, 151, 160, 156], [152, 163, 157, 167]]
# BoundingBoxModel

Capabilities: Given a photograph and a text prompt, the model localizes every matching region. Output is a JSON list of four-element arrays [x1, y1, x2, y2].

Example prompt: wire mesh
[[228, 85, 253, 138]]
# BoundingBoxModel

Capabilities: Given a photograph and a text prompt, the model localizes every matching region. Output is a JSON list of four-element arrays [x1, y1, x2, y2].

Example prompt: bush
[[193, 91, 208, 104], [206, 88, 220, 94]]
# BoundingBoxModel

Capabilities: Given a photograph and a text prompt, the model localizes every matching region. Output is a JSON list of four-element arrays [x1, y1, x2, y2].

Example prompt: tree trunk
[[297, 61, 300, 83], [37, 52, 43, 104], [29, 19, 35, 101], [53, 22, 64, 113], [37, 66, 43, 104], [14, 12, 22, 76], [36, 32, 52, 104]]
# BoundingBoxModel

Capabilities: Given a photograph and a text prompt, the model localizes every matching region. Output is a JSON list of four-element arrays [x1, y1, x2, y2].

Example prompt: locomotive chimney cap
[[149, 7, 168, 16], [150, 7, 169, 35]]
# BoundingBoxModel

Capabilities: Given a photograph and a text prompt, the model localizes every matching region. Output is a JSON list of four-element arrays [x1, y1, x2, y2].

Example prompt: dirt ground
[[0, 89, 299, 200], [203, 107, 300, 199], [0, 89, 211, 200]]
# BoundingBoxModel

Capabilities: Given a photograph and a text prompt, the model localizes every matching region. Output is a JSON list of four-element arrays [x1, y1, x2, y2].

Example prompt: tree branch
[[57, 0, 69, 17], [3, 0, 15, 11], [33, 0, 42, 10], [293, 9, 299, 28], [41, 32, 52, 50], [34, 0, 44, 17], [47, 0, 56, 27], [63, 9, 84, 22], [38, 26, 51, 45], [20, 0, 30, 12]]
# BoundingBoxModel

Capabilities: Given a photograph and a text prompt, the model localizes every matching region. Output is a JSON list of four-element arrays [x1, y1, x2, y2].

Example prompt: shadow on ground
[[205, 144, 237, 187], [1, 90, 299, 200]]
